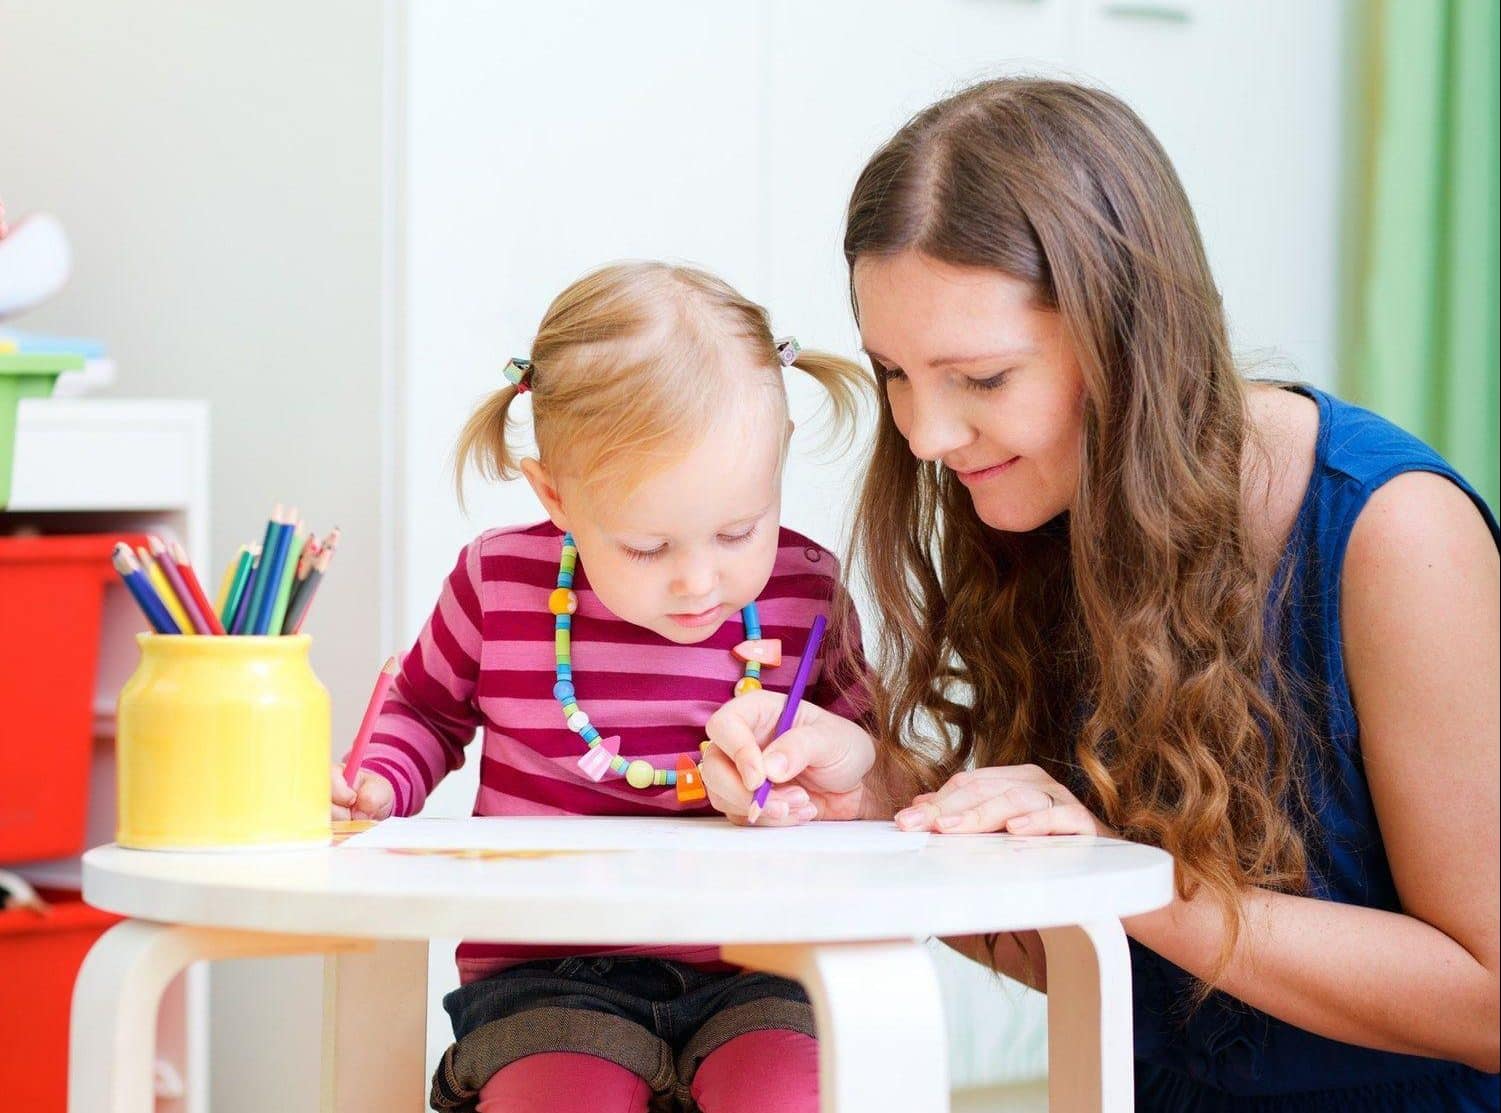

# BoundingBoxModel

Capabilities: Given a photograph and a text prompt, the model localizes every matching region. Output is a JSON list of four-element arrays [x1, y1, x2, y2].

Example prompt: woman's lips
[[953, 456, 1020, 486]]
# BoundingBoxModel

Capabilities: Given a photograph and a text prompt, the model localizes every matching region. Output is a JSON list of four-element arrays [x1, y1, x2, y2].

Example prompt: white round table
[[71, 824, 1172, 1113]]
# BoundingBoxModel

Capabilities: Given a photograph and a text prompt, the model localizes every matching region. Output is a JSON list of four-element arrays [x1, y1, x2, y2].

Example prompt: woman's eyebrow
[[860, 345, 1036, 368]]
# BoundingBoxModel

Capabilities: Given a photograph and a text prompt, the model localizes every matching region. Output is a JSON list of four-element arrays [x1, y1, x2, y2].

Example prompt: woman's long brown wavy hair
[[844, 78, 1309, 975]]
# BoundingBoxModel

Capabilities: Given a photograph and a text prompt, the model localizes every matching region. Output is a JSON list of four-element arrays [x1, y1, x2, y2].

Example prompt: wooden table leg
[[1037, 919, 1134, 1112], [321, 940, 429, 1113], [69, 920, 358, 1113], [724, 940, 949, 1113]]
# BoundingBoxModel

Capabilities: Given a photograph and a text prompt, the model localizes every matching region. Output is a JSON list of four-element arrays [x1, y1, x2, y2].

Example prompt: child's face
[[536, 406, 787, 644]]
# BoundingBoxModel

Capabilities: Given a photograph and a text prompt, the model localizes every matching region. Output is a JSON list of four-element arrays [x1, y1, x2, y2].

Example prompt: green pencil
[[268, 527, 307, 636], [219, 546, 256, 629]]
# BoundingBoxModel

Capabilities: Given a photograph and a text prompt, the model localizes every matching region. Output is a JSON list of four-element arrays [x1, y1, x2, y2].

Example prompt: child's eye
[[964, 370, 1012, 392], [718, 525, 758, 546], [622, 543, 667, 562], [875, 362, 906, 383]]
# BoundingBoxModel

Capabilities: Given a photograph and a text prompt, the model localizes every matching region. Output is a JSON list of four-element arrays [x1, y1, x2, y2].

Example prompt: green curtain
[[1343, 0, 1500, 510]]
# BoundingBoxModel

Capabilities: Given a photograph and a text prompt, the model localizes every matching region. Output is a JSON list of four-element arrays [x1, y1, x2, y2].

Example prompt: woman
[[702, 79, 1499, 1108]]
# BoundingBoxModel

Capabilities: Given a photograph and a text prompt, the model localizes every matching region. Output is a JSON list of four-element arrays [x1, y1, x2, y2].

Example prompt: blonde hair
[[456, 261, 867, 501]]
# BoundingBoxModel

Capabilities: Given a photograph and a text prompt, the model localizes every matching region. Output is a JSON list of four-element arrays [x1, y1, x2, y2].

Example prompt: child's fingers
[[701, 745, 753, 817], [352, 770, 394, 821], [330, 766, 356, 806], [758, 724, 831, 785]]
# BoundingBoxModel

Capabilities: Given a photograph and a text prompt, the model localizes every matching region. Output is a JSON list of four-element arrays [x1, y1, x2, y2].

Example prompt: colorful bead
[[734, 676, 762, 696], [675, 755, 707, 802], [699, 740, 711, 754], [566, 710, 590, 733], [553, 680, 576, 701], [549, 587, 578, 615], [625, 760, 655, 789], [733, 639, 782, 667], [577, 734, 619, 782]]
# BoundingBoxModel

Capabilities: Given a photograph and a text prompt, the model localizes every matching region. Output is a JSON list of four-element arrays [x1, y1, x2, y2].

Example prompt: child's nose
[[671, 558, 716, 600]]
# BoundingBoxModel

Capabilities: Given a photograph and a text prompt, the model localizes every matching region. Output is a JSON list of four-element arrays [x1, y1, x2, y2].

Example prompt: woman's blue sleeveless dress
[[1132, 386, 1500, 1110]]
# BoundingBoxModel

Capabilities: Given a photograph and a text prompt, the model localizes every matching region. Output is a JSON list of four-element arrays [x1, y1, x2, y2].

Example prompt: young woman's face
[[853, 251, 1086, 533]]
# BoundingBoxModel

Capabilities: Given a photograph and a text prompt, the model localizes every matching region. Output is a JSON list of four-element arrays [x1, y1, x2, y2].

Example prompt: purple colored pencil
[[749, 613, 827, 822]]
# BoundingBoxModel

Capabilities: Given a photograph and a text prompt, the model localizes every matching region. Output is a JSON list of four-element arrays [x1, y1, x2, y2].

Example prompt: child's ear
[[520, 458, 570, 531]]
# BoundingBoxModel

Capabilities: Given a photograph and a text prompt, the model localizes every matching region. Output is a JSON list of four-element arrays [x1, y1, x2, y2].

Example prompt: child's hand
[[330, 766, 395, 822], [701, 691, 876, 825]]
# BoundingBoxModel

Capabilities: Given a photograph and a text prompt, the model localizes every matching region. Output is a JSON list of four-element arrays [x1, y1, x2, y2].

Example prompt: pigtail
[[789, 348, 872, 450], [453, 383, 527, 509]]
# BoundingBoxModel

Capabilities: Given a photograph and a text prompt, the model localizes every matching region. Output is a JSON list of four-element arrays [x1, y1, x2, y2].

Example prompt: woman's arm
[[1128, 472, 1499, 1071]]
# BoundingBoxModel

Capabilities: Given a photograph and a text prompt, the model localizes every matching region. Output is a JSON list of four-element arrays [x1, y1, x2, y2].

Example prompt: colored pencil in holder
[[219, 546, 254, 628], [168, 539, 227, 636], [214, 546, 244, 614], [139, 545, 194, 634], [111, 542, 181, 634], [267, 525, 306, 636], [251, 513, 295, 635], [240, 505, 286, 635], [228, 548, 262, 635], [149, 536, 210, 635], [284, 545, 331, 634]]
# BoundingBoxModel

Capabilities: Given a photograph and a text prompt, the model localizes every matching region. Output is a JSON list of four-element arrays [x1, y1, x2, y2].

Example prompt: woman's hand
[[330, 765, 395, 822], [701, 690, 877, 825], [895, 764, 1112, 836]]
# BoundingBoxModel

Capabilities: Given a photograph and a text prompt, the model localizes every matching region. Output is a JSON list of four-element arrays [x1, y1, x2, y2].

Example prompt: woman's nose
[[902, 390, 973, 463]]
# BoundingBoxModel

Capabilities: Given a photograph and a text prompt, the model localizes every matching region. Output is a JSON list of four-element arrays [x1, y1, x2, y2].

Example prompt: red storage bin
[[0, 534, 138, 862], [0, 889, 121, 1106]]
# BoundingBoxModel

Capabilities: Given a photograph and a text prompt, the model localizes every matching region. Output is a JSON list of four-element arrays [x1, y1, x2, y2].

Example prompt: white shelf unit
[[3, 397, 210, 1113]]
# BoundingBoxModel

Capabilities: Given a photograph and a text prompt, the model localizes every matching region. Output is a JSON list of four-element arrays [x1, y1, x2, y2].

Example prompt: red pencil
[[342, 656, 399, 788], [169, 539, 227, 636], [148, 536, 211, 635]]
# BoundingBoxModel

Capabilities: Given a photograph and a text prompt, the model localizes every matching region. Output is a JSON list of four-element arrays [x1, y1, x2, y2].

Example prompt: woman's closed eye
[[964, 370, 1012, 392]]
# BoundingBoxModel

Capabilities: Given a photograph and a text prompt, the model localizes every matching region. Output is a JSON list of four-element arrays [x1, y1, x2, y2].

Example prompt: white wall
[[0, 3, 390, 1110]]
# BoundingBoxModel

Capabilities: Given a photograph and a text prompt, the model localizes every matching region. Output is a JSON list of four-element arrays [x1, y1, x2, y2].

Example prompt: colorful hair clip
[[774, 336, 801, 367], [502, 357, 534, 393]]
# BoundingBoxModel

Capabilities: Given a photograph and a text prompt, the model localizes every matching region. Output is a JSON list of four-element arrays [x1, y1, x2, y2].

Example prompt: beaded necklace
[[549, 532, 769, 801]]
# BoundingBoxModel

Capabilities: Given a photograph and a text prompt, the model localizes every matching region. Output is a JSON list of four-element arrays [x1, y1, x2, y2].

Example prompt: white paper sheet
[[342, 816, 928, 854]]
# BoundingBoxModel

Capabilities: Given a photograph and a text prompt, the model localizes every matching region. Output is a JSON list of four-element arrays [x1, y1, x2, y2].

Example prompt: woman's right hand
[[330, 765, 395, 822], [701, 690, 877, 825]]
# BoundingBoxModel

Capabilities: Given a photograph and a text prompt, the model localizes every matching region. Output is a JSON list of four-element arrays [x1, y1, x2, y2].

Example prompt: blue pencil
[[111, 543, 182, 634], [239, 505, 285, 636], [228, 549, 262, 634], [251, 518, 295, 635]]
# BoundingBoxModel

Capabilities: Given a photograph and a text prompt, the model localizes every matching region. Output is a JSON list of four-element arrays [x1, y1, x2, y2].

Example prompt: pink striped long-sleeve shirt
[[361, 520, 867, 979]]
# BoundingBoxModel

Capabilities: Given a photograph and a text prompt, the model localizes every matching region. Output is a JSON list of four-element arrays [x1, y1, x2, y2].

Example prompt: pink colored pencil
[[342, 657, 399, 788], [148, 536, 211, 634], [169, 539, 227, 636]]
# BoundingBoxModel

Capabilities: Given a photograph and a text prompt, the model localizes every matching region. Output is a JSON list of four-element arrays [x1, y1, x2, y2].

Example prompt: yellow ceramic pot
[[116, 634, 331, 849]]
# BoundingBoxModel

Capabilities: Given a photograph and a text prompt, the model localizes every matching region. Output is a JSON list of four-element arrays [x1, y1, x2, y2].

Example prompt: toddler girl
[[330, 261, 868, 1113]]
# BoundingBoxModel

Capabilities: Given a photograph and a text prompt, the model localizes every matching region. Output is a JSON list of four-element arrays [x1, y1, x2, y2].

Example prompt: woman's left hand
[[894, 764, 1113, 836]]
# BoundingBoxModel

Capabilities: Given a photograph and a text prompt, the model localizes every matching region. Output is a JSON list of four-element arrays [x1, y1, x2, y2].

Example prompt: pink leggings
[[474, 1028, 818, 1113]]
